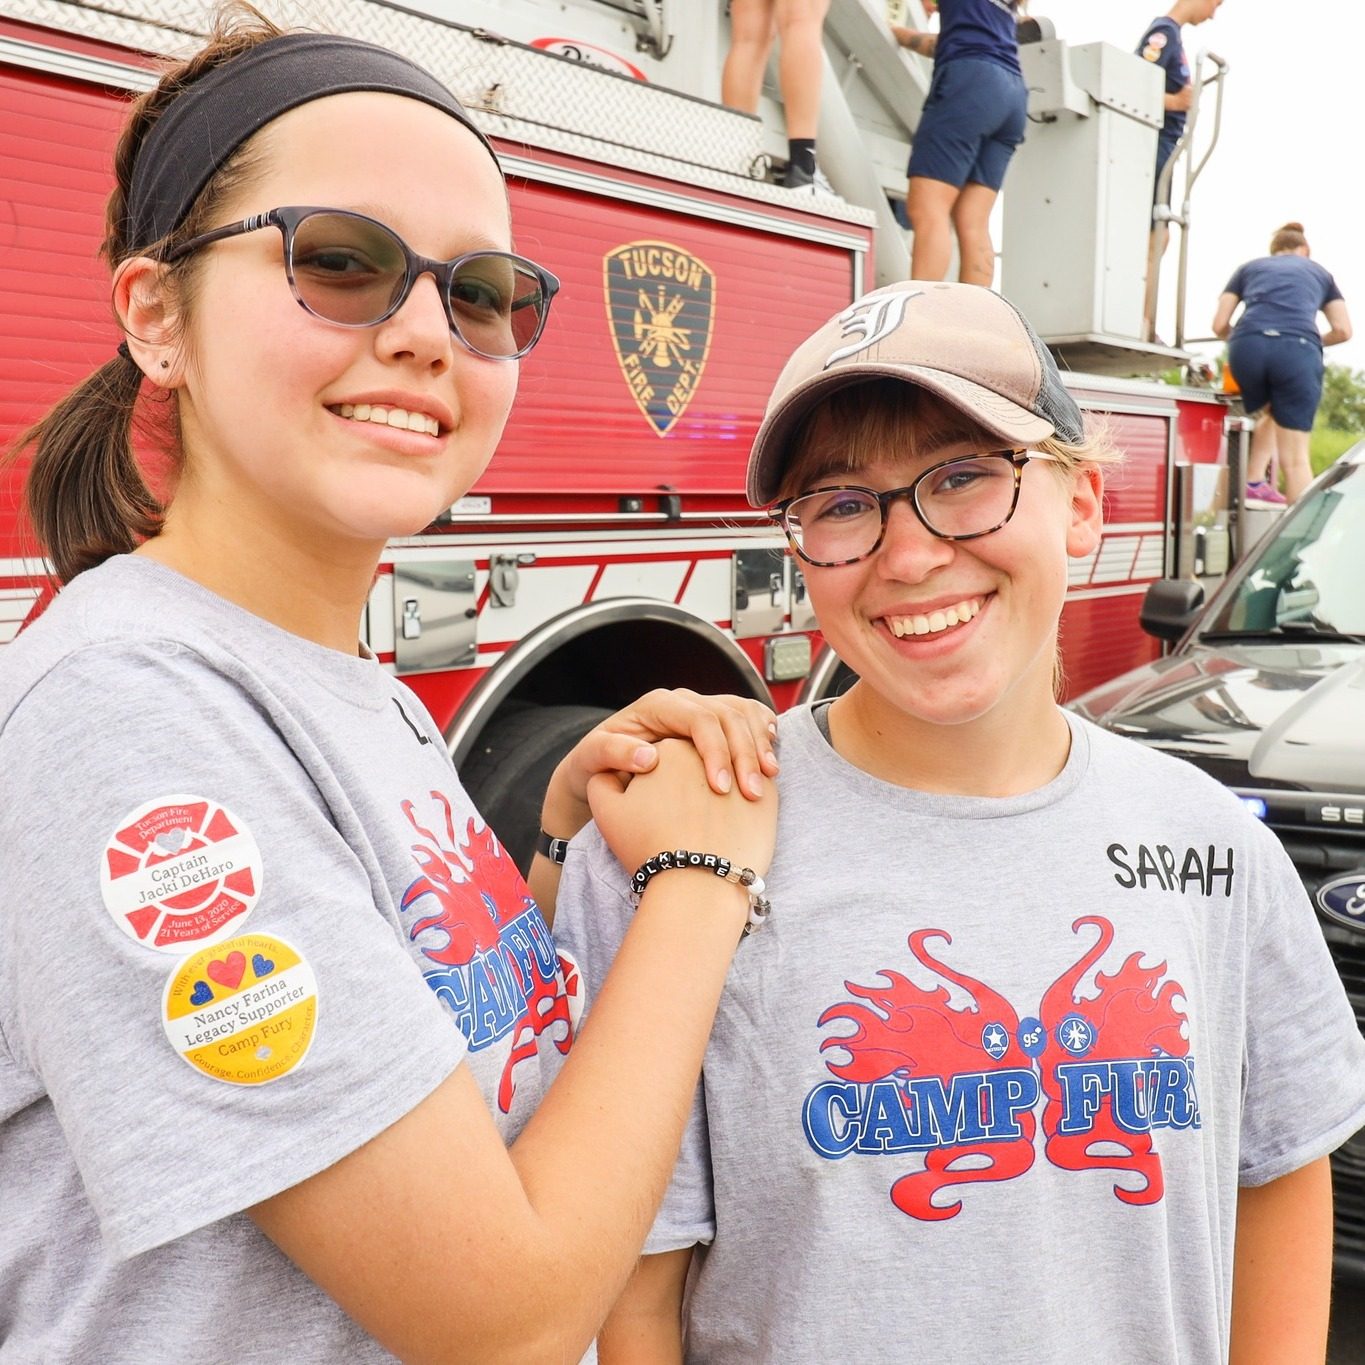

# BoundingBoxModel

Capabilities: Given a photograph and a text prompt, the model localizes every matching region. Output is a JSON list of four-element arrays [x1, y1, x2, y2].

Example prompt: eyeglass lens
[[287, 212, 547, 357], [785, 455, 1021, 563]]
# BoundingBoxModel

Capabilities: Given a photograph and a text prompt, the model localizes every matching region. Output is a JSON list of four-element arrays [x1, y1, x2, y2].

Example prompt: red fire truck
[[0, 0, 1240, 864]]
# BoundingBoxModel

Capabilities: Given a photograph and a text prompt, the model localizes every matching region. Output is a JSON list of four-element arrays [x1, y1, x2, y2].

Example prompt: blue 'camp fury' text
[[803, 1057, 1200, 1158], [1107, 843, 1234, 897]]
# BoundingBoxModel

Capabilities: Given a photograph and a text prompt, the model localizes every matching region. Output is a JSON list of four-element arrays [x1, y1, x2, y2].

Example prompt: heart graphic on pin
[[207, 951, 246, 990], [162, 934, 317, 1086], [154, 828, 190, 855]]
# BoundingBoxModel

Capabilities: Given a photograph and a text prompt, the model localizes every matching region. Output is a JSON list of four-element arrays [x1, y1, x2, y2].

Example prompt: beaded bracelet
[[630, 848, 772, 936]]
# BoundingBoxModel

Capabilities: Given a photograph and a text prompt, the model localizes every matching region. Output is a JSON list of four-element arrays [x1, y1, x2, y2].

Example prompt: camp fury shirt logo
[[802, 917, 1200, 1220], [604, 241, 714, 435]]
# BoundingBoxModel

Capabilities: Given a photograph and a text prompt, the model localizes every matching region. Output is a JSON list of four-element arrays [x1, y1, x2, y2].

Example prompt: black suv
[[1072, 442, 1365, 1272]]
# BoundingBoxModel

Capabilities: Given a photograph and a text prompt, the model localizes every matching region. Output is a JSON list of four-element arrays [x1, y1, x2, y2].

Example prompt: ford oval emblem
[[1316, 872, 1365, 931]]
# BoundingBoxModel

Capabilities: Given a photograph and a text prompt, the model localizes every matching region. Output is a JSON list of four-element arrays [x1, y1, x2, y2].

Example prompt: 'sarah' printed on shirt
[[1107, 842, 1235, 897]]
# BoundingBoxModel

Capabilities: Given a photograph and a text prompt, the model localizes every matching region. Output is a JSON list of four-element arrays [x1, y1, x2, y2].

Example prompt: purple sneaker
[[1246, 480, 1287, 505]]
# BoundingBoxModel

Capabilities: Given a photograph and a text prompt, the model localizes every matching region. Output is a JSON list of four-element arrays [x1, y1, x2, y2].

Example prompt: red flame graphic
[[820, 929, 1036, 1220], [1038, 916, 1189, 1204], [402, 794, 573, 1110], [401, 796, 510, 965]]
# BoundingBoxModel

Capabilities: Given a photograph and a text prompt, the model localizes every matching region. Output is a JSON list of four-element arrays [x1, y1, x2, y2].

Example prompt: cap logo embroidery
[[824, 289, 924, 369]]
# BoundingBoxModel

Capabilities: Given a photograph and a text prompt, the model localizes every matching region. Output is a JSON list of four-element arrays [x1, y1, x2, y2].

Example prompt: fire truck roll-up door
[[0, 61, 131, 590]]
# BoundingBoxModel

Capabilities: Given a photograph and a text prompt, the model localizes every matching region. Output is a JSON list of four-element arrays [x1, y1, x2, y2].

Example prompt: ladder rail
[[1173, 50, 1230, 350]]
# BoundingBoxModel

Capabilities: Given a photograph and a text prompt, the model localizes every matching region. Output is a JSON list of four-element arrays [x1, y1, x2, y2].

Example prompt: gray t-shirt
[[0, 557, 577, 1362], [555, 703, 1365, 1364]]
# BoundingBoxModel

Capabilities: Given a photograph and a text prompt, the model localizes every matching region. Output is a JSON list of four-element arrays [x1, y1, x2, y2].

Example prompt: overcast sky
[[1032, 1, 1365, 372]]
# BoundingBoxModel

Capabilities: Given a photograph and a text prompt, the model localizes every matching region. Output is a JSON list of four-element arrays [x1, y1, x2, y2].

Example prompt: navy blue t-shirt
[[936, 0, 1020, 75], [1225, 255, 1345, 345], [1137, 17, 1189, 139]]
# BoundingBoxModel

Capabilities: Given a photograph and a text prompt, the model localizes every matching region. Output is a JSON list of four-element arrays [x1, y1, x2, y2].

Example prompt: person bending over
[[1214, 222, 1351, 504]]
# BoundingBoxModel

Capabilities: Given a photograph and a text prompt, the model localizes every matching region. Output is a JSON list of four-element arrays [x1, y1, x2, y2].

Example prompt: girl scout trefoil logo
[[604, 241, 715, 436]]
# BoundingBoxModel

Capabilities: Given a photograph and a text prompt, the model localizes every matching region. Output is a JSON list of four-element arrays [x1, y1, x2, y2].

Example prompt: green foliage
[[1310, 427, 1360, 476], [1317, 363, 1365, 434]]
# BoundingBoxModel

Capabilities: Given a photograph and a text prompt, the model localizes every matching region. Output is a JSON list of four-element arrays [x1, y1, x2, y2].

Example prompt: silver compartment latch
[[732, 548, 788, 639], [392, 560, 478, 675], [490, 552, 538, 609]]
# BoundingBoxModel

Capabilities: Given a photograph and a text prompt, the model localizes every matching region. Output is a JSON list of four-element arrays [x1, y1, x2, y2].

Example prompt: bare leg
[[908, 177, 960, 282], [1277, 425, 1314, 502], [773, 0, 832, 138], [1246, 410, 1278, 485], [1143, 223, 1169, 342], [951, 182, 1000, 287], [722, 0, 777, 113]]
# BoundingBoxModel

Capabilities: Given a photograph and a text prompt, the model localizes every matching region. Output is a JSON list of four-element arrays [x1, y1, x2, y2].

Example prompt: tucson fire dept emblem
[[604, 241, 715, 436]]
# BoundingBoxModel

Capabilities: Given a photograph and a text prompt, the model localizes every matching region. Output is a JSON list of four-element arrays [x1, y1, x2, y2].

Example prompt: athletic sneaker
[[1246, 480, 1288, 505], [781, 163, 835, 193]]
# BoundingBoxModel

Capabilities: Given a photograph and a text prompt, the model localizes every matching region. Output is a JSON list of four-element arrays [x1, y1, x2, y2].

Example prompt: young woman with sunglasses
[[555, 282, 1365, 1362], [0, 10, 777, 1362]]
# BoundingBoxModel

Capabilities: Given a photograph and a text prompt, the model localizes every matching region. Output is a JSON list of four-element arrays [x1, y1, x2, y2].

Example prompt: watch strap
[[536, 829, 571, 865]]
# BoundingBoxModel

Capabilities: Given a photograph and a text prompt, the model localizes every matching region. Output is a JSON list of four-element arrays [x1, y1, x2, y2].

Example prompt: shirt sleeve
[[1322, 271, 1345, 305], [0, 641, 467, 1260], [1237, 828, 1365, 1185], [552, 823, 717, 1251], [1223, 264, 1246, 298], [1138, 21, 1184, 85]]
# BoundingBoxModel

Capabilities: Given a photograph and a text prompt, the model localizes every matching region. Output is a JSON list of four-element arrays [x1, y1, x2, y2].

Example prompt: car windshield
[[1201, 459, 1365, 639]]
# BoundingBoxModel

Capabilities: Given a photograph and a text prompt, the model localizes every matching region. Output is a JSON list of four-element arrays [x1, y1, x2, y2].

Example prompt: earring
[[160, 360, 169, 370]]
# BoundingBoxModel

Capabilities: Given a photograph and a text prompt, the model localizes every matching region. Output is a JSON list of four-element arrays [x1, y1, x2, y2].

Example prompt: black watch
[[536, 829, 571, 865]]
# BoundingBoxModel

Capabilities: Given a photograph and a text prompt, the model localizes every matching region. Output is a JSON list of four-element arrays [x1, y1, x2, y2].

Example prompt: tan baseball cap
[[747, 281, 1085, 506]]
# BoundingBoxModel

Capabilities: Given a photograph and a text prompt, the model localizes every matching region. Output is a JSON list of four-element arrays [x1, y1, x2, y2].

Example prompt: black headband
[[125, 32, 496, 251]]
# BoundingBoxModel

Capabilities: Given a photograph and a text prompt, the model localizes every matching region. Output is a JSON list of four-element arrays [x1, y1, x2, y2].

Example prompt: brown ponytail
[[7, 3, 283, 584], [20, 357, 161, 582], [1270, 221, 1308, 254]]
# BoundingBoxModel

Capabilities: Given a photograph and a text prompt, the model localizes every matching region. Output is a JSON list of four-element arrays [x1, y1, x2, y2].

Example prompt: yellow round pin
[[162, 933, 318, 1085]]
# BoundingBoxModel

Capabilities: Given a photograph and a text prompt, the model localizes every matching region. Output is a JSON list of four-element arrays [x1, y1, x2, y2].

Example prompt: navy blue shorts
[[907, 57, 1028, 192], [1226, 331, 1324, 432]]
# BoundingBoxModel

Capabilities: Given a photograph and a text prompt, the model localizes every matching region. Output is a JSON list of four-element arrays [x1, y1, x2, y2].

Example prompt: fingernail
[[634, 744, 656, 767], [745, 772, 763, 798], [716, 768, 733, 793], [768, 721, 778, 737]]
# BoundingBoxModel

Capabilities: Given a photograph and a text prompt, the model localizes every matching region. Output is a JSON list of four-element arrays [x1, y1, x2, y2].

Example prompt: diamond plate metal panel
[[4, 0, 868, 221]]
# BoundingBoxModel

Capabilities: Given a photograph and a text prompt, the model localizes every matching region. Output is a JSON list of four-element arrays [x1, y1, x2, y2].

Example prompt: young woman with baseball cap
[[0, 7, 778, 1360], [555, 280, 1365, 1362]]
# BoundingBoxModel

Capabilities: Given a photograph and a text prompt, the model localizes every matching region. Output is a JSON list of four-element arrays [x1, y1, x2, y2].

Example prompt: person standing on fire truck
[[555, 282, 1365, 1363], [891, 0, 1028, 287], [722, 0, 833, 189], [1138, 0, 1223, 341], [0, 8, 779, 1362]]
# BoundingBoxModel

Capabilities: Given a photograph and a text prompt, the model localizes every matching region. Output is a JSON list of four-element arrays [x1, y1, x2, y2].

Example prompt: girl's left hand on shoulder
[[541, 689, 778, 843]]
